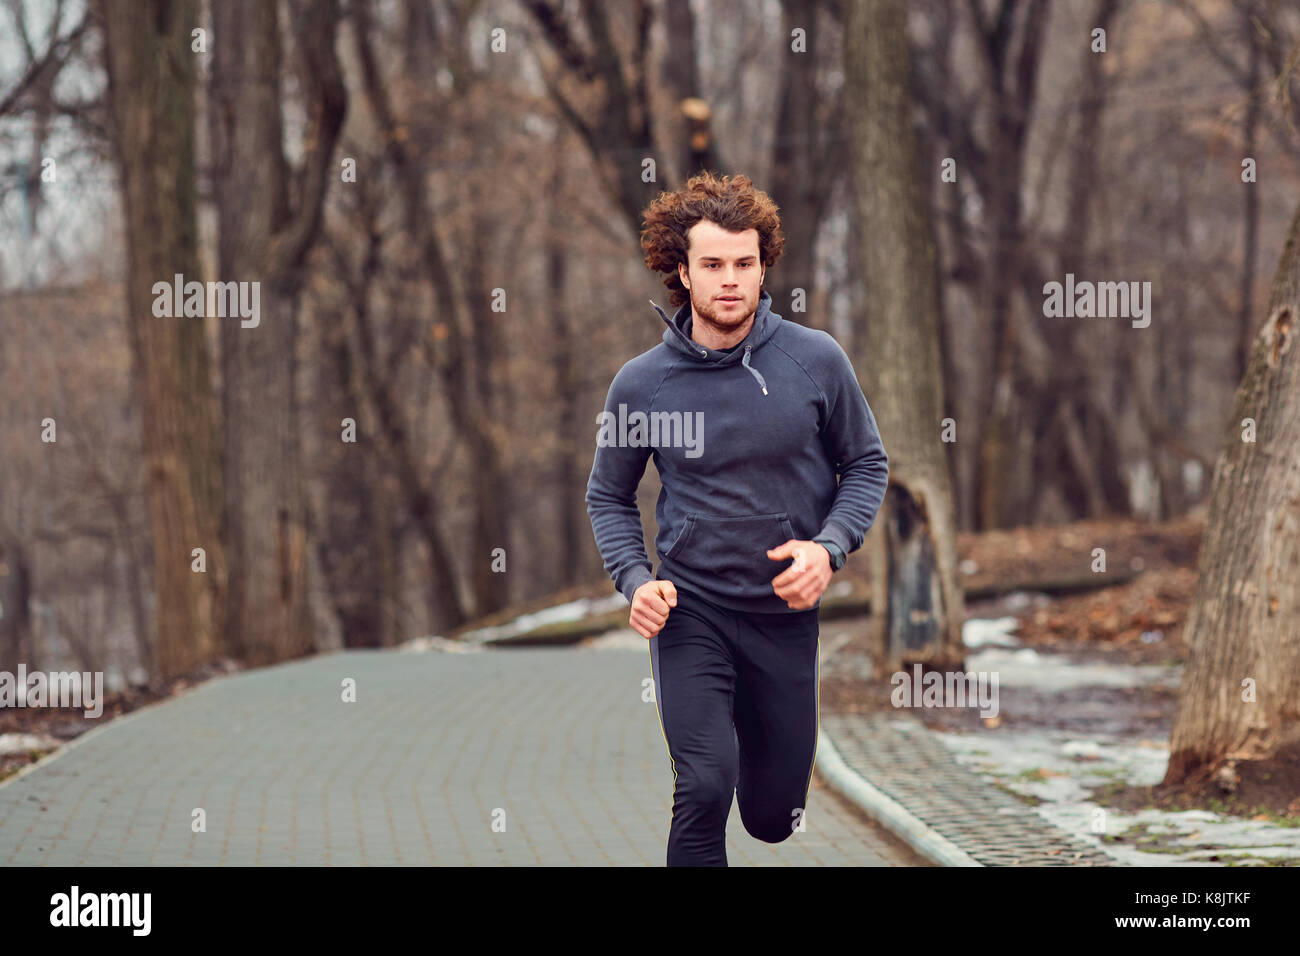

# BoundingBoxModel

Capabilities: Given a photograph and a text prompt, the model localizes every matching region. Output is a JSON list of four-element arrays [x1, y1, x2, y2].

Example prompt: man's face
[[678, 220, 765, 333]]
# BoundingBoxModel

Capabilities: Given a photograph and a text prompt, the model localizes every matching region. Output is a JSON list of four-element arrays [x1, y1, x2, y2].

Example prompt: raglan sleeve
[[815, 335, 889, 556], [584, 364, 655, 603]]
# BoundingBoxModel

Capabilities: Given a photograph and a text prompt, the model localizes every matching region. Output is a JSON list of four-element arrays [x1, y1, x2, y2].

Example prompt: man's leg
[[731, 607, 820, 844], [647, 586, 739, 866]]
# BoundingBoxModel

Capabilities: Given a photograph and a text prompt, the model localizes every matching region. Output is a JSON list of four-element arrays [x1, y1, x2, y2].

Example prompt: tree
[[1163, 199, 1300, 788], [349, 0, 492, 626], [765, 0, 846, 325], [847, 0, 965, 674], [208, 0, 346, 664], [98, 0, 226, 677], [521, 0, 664, 239]]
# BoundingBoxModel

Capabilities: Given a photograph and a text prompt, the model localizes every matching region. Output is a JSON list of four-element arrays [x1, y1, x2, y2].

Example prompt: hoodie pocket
[[666, 512, 797, 591]]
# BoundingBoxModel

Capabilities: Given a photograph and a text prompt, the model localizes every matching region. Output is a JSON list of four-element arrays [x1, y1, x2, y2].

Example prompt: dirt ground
[[820, 511, 1300, 820], [820, 514, 1203, 725]]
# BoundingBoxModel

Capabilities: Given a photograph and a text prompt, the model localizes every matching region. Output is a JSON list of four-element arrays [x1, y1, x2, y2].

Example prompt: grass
[[991, 781, 1043, 806], [1100, 821, 1188, 853]]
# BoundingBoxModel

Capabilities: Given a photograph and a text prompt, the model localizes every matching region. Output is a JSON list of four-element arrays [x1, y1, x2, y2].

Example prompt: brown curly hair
[[640, 172, 785, 309]]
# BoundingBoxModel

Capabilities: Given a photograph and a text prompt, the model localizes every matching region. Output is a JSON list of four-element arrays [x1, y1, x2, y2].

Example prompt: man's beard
[[689, 285, 756, 332]]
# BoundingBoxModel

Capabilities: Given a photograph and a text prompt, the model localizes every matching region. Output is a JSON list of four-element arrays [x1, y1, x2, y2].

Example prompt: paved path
[[0, 643, 926, 866]]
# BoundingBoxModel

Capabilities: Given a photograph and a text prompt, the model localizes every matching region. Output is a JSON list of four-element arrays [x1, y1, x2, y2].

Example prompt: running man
[[585, 171, 889, 866]]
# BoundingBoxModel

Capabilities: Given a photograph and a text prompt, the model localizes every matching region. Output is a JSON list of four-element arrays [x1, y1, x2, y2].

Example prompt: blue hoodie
[[584, 289, 889, 614]]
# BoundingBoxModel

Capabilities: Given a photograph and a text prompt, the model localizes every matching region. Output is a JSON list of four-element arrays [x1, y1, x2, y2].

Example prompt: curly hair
[[640, 172, 785, 309]]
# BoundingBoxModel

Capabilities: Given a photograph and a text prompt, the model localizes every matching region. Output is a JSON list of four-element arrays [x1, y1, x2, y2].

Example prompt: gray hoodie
[[584, 289, 888, 614]]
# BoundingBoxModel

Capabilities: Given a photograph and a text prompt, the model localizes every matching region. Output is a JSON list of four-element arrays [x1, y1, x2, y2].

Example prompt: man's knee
[[741, 804, 804, 844], [676, 769, 734, 815]]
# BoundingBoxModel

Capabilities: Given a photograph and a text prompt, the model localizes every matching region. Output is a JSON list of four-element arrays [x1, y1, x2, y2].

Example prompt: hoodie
[[584, 288, 889, 615]]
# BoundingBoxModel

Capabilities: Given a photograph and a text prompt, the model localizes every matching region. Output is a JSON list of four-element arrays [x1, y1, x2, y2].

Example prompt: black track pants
[[646, 580, 821, 867]]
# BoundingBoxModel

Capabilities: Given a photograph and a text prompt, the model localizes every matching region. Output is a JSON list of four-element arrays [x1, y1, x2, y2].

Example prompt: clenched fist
[[767, 539, 832, 610], [630, 579, 678, 639]]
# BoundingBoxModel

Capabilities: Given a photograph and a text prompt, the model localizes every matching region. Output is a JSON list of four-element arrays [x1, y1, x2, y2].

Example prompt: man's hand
[[630, 579, 677, 639], [767, 540, 832, 610]]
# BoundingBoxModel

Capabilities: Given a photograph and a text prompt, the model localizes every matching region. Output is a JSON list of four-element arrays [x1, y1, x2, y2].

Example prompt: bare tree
[[208, 0, 347, 664], [765, 0, 846, 324], [0, 533, 33, 675], [349, 0, 492, 626], [1163, 199, 1300, 789], [663, 0, 725, 181], [848, 0, 964, 673], [520, 0, 679, 239], [98, 0, 226, 678]]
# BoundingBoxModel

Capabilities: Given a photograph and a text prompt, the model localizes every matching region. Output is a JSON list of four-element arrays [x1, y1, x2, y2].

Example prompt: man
[[585, 172, 888, 866]]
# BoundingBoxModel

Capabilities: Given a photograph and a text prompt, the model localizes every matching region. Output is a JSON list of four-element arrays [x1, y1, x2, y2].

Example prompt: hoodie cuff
[[814, 520, 854, 557], [618, 564, 654, 604]]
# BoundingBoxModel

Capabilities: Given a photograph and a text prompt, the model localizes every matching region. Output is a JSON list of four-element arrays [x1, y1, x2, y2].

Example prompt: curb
[[815, 627, 982, 868], [814, 729, 984, 867]]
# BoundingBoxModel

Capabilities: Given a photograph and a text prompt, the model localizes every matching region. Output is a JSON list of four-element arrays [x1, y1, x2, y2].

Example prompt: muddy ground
[[819, 512, 1300, 823]]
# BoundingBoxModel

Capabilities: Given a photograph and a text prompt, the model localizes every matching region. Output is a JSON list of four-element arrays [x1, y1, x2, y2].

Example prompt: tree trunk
[[0, 536, 33, 674], [959, 0, 1050, 529], [847, 0, 965, 675], [1036, 0, 1129, 522], [315, 241, 398, 649], [664, 0, 724, 181], [1238, 8, 1261, 382], [462, 181, 513, 618], [522, 0, 665, 239], [1163, 200, 1300, 786], [548, 159, 586, 590], [350, 0, 479, 629], [208, 0, 345, 664], [99, 0, 226, 679], [766, 0, 839, 326]]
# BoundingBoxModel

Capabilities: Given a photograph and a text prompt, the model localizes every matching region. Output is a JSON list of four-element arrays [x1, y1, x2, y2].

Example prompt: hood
[[648, 289, 780, 396]]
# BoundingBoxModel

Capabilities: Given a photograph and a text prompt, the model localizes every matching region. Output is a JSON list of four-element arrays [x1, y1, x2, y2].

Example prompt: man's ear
[[679, 262, 690, 290]]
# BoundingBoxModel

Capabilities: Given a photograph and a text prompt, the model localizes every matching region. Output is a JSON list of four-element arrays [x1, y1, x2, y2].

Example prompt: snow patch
[[962, 616, 1021, 648], [0, 732, 62, 756]]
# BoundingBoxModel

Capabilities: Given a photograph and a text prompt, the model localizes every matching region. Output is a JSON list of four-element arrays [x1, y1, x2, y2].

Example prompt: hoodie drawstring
[[650, 298, 769, 396], [742, 345, 768, 396]]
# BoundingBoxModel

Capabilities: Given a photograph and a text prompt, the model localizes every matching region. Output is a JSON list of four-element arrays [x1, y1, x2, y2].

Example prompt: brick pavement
[[0, 646, 924, 866]]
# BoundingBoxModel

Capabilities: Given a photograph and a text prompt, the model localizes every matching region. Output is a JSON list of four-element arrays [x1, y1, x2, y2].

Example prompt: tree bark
[[547, 158, 587, 591], [521, 0, 665, 239], [958, 0, 1050, 530], [315, 227, 398, 649], [349, 0, 490, 628], [208, 0, 345, 664], [1163, 200, 1300, 786], [0, 536, 33, 675], [1238, 5, 1261, 382], [98, 0, 226, 679], [765, 0, 841, 326], [664, 0, 724, 181], [848, 0, 965, 674]]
